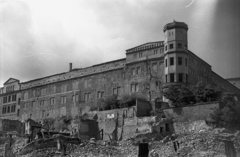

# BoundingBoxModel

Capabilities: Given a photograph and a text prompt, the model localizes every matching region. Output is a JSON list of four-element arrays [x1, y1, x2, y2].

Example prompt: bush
[[163, 83, 222, 107], [209, 94, 240, 129]]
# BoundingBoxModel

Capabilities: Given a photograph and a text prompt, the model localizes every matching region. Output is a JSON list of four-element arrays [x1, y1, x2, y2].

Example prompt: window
[[177, 43, 182, 48], [50, 97, 55, 105], [33, 90, 36, 97], [165, 45, 167, 51], [165, 75, 168, 83], [131, 83, 139, 92], [97, 91, 104, 99], [8, 96, 11, 102], [165, 59, 168, 67], [40, 100, 45, 106], [3, 97, 7, 103], [154, 49, 158, 54], [113, 87, 121, 95], [84, 93, 91, 101], [75, 94, 79, 101], [139, 53, 142, 57], [12, 95, 16, 101], [185, 58, 188, 66], [136, 67, 141, 75], [11, 105, 16, 112], [32, 101, 36, 108], [61, 84, 67, 92], [2, 106, 6, 114], [132, 68, 136, 75], [41, 110, 45, 118], [7, 106, 10, 113], [170, 57, 174, 66], [156, 81, 159, 87], [170, 73, 175, 82], [61, 96, 67, 104], [185, 44, 188, 49], [41, 88, 46, 96], [179, 73, 183, 82], [178, 57, 182, 65], [170, 44, 174, 49]]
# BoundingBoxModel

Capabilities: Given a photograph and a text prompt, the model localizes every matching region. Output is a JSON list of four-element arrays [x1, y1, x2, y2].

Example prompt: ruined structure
[[0, 21, 240, 122]]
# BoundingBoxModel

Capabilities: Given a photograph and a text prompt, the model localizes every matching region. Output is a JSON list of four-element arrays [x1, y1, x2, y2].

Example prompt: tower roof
[[163, 20, 188, 32]]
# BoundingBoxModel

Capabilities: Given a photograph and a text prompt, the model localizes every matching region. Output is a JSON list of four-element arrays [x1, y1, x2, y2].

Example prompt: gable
[[126, 41, 164, 54], [4, 78, 20, 85]]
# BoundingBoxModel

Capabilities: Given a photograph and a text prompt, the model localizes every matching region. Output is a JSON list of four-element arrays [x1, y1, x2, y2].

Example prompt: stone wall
[[0, 118, 22, 134], [163, 102, 219, 121]]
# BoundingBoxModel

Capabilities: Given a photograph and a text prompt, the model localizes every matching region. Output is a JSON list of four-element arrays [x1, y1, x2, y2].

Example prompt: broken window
[[166, 123, 170, 132]]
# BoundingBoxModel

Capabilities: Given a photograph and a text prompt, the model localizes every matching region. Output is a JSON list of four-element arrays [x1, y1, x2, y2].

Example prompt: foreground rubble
[[1, 126, 240, 157], [14, 130, 239, 157]]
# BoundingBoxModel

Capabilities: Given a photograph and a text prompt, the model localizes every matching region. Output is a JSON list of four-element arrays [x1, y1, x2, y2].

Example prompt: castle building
[[0, 78, 21, 120], [0, 21, 240, 122]]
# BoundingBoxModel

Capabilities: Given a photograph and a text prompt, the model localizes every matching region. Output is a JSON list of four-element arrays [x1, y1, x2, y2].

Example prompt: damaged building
[[0, 20, 240, 125]]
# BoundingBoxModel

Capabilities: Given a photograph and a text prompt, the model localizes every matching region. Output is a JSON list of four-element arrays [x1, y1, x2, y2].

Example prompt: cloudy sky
[[0, 0, 239, 86]]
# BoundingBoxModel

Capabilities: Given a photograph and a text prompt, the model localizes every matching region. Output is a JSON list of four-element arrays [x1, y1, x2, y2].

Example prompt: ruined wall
[[163, 102, 219, 121], [0, 118, 22, 134], [136, 99, 152, 117]]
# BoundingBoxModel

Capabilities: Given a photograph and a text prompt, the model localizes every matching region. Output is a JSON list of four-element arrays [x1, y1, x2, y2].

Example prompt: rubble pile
[[1, 128, 240, 157]]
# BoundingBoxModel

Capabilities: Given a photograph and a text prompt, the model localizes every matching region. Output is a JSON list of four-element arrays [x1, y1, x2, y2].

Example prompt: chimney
[[69, 63, 72, 71]]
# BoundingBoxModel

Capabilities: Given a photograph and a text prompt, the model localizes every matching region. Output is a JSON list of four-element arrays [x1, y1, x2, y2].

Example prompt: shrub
[[209, 94, 240, 129]]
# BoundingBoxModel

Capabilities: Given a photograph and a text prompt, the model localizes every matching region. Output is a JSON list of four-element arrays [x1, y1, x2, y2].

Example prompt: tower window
[[165, 59, 168, 67], [179, 73, 183, 82], [178, 43, 182, 48], [178, 57, 182, 65], [170, 73, 175, 82], [170, 57, 174, 65], [165, 45, 167, 51], [170, 44, 174, 49]]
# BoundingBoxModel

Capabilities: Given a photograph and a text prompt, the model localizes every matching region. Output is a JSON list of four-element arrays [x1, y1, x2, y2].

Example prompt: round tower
[[163, 20, 189, 85]]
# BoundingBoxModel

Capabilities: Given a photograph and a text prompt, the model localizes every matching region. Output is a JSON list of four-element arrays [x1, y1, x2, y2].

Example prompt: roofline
[[188, 50, 211, 68], [126, 41, 164, 51], [225, 77, 240, 80], [211, 71, 240, 93], [91, 58, 126, 67], [21, 58, 126, 85]]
